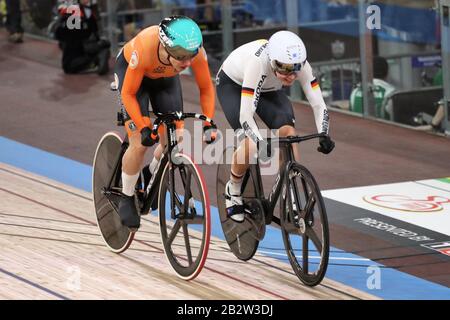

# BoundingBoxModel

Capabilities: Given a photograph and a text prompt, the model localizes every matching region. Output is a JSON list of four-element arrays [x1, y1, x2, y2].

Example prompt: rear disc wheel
[[92, 132, 134, 253]]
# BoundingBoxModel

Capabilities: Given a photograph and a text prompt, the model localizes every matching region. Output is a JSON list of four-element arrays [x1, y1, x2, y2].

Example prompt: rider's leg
[[119, 123, 149, 229], [216, 70, 252, 221], [277, 124, 301, 215], [122, 131, 147, 194], [146, 73, 184, 176], [225, 137, 258, 222], [231, 136, 257, 186], [277, 125, 300, 162], [147, 121, 183, 180], [147, 126, 167, 179], [256, 91, 298, 216]]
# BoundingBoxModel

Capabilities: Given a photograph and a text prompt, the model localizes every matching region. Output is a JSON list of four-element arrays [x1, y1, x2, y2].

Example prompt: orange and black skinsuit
[[114, 25, 215, 137]]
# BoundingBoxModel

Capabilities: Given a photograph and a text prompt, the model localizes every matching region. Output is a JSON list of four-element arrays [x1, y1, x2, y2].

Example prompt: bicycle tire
[[92, 132, 134, 253], [158, 153, 211, 281], [280, 163, 329, 286]]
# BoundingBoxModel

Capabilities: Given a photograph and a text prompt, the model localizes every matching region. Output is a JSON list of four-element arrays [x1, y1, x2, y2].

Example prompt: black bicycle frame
[[141, 121, 178, 215], [242, 141, 296, 226], [104, 112, 216, 218], [242, 131, 327, 226]]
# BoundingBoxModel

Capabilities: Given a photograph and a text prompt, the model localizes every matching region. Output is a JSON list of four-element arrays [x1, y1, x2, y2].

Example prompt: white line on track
[[258, 250, 372, 261]]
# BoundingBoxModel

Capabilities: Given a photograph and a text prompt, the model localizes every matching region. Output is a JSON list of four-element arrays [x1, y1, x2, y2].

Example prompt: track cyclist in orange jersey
[[114, 15, 216, 229], [216, 30, 335, 222]]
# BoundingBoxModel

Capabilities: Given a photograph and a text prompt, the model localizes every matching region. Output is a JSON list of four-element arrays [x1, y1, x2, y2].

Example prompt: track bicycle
[[93, 111, 215, 280], [216, 133, 330, 286]]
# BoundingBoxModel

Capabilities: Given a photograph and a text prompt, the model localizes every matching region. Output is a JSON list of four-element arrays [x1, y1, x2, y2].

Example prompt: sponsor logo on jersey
[[153, 66, 166, 74], [321, 109, 329, 133], [421, 241, 450, 256], [130, 50, 139, 69], [254, 75, 267, 109], [255, 42, 269, 57], [363, 194, 450, 213]]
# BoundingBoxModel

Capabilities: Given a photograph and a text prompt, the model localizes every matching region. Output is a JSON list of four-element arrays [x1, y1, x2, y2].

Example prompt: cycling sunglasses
[[272, 60, 303, 75], [166, 46, 199, 62]]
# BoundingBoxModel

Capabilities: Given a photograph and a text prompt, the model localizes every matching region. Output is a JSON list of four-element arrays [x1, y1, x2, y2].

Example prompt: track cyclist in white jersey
[[216, 30, 335, 222]]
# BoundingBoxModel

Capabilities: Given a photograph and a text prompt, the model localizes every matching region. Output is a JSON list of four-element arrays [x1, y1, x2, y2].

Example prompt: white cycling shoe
[[225, 180, 245, 222]]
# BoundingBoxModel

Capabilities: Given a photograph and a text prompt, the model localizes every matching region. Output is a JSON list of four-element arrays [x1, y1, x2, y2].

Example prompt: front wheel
[[280, 163, 329, 286], [158, 153, 211, 281]]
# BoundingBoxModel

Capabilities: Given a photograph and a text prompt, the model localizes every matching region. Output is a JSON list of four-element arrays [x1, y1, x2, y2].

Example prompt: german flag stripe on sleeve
[[241, 87, 255, 97], [311, 78, 319, 90]]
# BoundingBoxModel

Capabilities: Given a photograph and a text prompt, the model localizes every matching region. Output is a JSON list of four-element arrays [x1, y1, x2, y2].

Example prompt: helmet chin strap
[[165, 51, 178, 69], [159, 42, 173, 65]]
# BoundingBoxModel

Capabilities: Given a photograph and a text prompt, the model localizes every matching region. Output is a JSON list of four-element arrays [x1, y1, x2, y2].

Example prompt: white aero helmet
[[268, 30, 307, 75]]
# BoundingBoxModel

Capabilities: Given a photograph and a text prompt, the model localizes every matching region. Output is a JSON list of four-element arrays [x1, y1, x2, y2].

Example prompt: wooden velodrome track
[[1, 32, 449, 299], [0, 162, 376, 300]]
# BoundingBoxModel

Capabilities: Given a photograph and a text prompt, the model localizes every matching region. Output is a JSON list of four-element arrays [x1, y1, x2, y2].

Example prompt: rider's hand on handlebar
[[140, 127, 159, 147], [317, 135, 335, 154], [203, 122, 217, 144]]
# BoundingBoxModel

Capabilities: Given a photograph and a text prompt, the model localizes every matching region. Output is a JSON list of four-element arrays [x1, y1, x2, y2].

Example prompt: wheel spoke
[[170, 167, 176, 213], [284, 222, 301, 234], [304, 194, 316, 220], [167, 220, 181, 247], [182, 222, 193, 265], [185, 215, 204, 225], [291, 174, 303, 209], [305, 226, 323, 254], [182, 170, 192, 213], [302, 234, 309, 274], [286, 183, 296, 224], [173, 192, 183, 211]]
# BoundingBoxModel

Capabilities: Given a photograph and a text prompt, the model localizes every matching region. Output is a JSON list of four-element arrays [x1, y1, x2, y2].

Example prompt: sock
[[229, 169, 244, 195], [121, 172, 140, 196], [229, 180, 242, 196]]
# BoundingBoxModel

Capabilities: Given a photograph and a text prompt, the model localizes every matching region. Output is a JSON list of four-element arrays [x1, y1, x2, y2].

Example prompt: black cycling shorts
[[114, 50, 183, 122], [216, 70, 295, 131]]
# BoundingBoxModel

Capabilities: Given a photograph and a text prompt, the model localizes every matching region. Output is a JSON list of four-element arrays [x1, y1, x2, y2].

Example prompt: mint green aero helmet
[[158, 15, 203, 61]]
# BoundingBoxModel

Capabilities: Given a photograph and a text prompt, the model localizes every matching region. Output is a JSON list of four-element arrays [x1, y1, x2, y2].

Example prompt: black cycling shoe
[[118, 195, 140, 229]]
